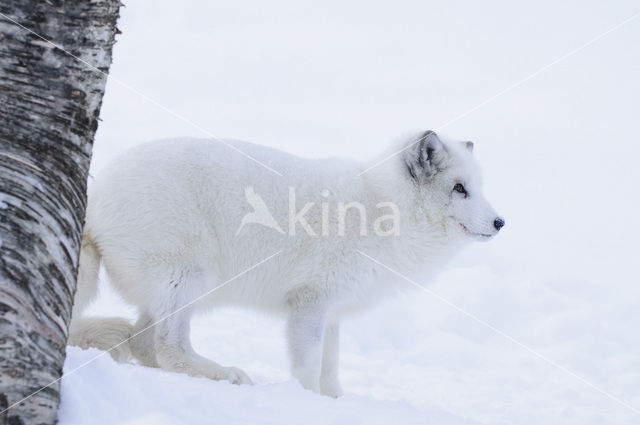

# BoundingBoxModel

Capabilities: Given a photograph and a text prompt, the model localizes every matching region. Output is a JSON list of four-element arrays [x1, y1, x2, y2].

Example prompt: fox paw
[[220, 366, 253, 385], [320, 378, 343, 398]]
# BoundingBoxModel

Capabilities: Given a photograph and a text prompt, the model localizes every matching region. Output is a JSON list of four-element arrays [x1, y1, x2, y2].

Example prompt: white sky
[[93, 0, 639, 162]]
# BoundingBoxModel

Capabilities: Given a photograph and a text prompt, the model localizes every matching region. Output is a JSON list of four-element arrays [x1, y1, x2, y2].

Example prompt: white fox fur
[[69, 131, 502, 396]]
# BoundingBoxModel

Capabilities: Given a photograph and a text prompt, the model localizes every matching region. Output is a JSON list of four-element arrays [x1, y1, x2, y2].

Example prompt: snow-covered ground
[[60, 1, 640, 424]]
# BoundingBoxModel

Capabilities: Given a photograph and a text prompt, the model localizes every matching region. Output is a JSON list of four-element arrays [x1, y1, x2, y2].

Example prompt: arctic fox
[[68, 130, 503, 397]]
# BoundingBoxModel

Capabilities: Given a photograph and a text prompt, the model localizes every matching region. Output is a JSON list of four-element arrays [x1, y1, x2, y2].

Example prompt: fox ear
[[463, 141, 474, 153], [404, 130, 447, 182]]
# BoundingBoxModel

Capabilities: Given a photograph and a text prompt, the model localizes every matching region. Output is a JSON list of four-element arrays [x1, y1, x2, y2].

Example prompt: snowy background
[[60, 1, 640, 424]]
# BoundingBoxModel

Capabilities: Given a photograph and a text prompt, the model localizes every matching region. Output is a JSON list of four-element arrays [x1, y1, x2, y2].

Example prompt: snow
[[59, 1, 640, 424], [60, 347, 477, 425]]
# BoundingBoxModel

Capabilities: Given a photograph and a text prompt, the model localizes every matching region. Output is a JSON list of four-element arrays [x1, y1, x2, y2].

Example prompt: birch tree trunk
[[0, 1, 120, 423]]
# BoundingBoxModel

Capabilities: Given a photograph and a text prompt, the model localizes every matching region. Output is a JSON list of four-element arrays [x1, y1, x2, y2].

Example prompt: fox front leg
[[319, 320, 343, 397], [285, 289, 328, 393]]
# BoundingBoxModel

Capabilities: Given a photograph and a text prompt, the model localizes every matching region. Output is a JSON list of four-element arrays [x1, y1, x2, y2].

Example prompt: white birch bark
[[0, 1, 120, 423]]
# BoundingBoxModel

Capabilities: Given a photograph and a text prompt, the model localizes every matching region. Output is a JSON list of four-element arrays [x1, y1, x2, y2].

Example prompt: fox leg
[[151, 267, 252, 384], [319, 320, 343, 397], [286, 288, 329, 393]]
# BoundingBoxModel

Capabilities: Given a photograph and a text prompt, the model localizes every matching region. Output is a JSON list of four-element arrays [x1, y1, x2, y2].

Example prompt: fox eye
[[453, 183, 467, 196]]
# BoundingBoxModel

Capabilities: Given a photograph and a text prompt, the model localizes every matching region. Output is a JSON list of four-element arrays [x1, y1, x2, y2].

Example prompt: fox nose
[[494, 217, 505, 231]]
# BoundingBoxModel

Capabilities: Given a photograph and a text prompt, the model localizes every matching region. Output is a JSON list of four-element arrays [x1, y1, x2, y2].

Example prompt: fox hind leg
[[130, 312, 159, 367], [151, 267, 252, 385]]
